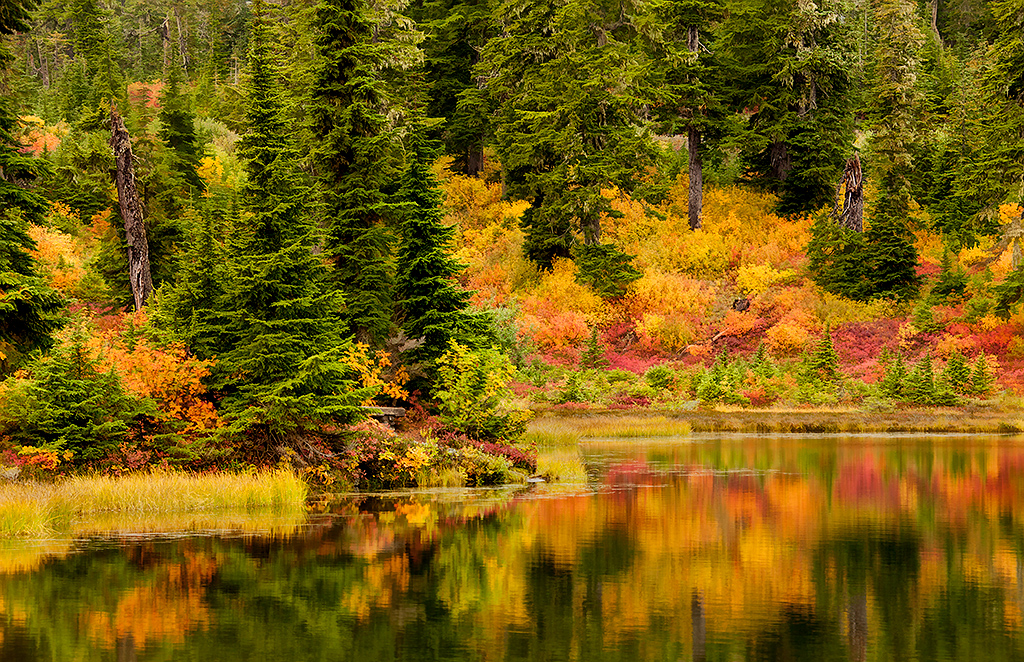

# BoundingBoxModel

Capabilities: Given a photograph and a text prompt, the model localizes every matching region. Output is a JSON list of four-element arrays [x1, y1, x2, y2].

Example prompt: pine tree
[[394, 131, 475, 365], [310, 0, 401, 345], [210, 0, 368, 447]]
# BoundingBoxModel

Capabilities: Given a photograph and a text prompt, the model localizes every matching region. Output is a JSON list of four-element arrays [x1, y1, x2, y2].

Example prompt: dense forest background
[[0, 0, 1023, 478]]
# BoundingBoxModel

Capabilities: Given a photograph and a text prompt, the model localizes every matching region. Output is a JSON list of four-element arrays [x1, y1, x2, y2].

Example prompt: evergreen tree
[[210, 0, 368, 447], [904, 353, 936, 404], [942, 349, 971, 395], [654, 0, 726, 229], [750, 342, 776, 379], [863, 0, 924, 299], [0, 0, 64, 369], [394, 131, 475, 365], [805, 326, 841, 382], [807, 211, 871, 299], [412, 0, 493, 174], [481, 0, 660, 269], [879, 352, 907, 399], [717, 0, 857, 214], [158, 59, 204, 195], [310, 0, 401, 345], [0, 322, 147, 463], [969, 354, 994, 395]]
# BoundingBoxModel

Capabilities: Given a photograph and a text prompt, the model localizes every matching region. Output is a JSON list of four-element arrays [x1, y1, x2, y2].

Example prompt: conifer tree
[[970, 354, 994, 395], [863, 0, 923, 299], [0, 0, 64, 368], [395, 130, 475, 365], [943, 349, 971, 394], [805, 326, 841, 382], [880, 353, 907, 399], [480, 0, 659, 269], [717, 0, 857, 214], [904, 353, 936, 404], [158, 59, 204, 195], [211, 0, 367, 446], [310, 0, 401, 345]]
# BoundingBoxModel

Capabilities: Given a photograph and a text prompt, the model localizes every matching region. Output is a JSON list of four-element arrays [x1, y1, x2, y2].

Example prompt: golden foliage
[[340, 343, 410, 405]]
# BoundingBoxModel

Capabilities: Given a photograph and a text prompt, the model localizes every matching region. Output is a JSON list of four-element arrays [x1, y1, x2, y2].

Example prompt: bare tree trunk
[[687, 26, 703, 230], [688, 126, 703, 231], [175, 6, 188, 74], [36, 39, 49, 87], [161, 14, 171, 74], [840, 154, 864, 232], [110, 110, 154, 311], [931, 0, 941, 42]]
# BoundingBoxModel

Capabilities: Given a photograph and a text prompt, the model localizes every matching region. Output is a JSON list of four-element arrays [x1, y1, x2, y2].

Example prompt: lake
[[3, 433, 1024, 661]]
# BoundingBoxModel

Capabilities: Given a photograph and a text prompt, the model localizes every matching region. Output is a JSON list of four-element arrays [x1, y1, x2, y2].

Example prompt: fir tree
[[751, 343, 776, 379], [394, 131, 475, 366], [805, 326, 841, 383], [158, 59, 204, 195], [310, 0, 401, 345], [943, 349, 971, 394], [879, 353, 907, 399], [580, 326, 609, 369], [970, 354, 994, 396], [481, 0, 660, 269], [807, 211, 871, 300], [210, 0, 368, 447], [904, 353, 936, 404], [0, 0, 64, 369]]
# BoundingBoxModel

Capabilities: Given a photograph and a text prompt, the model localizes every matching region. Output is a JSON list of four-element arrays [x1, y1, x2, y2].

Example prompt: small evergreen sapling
[[970, 355, 995, 396], [943, 349, 971, 395]]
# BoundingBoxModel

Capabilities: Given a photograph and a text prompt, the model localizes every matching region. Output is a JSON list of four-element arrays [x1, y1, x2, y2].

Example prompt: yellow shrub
[[635, 312, 701, 352], [737, 263, 795, 294], [765, 320, 811, 356]]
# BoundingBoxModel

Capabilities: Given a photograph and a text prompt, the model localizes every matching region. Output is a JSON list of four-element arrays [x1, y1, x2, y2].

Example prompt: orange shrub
[[520, 259, 605, 352]]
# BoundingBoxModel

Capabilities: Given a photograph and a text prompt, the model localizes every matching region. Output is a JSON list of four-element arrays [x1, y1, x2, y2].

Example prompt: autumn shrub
[[434, 341, 531, 441], [626, 270, 715, 352]]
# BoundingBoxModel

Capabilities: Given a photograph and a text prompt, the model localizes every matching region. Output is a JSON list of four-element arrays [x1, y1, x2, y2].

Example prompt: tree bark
[[687, 26, 703, 230], [840, 154, 864, 232], [110, 110, 154, 311]]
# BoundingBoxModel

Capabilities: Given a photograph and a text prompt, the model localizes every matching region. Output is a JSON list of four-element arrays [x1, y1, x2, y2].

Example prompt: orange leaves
[[519, 259, 605, 354], [15, 115, 67, 156], [340, 343, 410, 405], [85, 311, 220, 434]]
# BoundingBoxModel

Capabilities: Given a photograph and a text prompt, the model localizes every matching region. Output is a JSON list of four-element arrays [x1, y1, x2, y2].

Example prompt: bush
[[435, 341, 531, 441]]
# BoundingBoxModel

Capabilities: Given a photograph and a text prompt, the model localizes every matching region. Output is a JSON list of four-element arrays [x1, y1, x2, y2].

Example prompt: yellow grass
[[536, 447, 589, 483], [0, 469, 308, 538], [528, 414, 693, 442]]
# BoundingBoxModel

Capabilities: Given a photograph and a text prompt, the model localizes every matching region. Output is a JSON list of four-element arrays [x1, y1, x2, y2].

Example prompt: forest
[[0, 0, 1022, 487]]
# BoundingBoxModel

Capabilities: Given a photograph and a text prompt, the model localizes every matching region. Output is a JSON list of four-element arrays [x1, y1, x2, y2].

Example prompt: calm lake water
[[4, 434, 1024, 661]]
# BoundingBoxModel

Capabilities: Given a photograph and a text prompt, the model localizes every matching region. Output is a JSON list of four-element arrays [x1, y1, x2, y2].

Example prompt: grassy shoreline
[[528, 406, 1024, 436], [0, 469, 307, 538]]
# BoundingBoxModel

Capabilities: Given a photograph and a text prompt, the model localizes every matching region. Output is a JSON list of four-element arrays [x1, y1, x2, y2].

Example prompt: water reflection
[[2, 435, 1024, 661]]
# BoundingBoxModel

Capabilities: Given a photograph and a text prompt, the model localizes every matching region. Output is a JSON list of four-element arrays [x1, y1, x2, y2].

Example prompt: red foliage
[[975, 324, 1019, 359], [609, 394, 651, 409], [833, 321, 902, 365]]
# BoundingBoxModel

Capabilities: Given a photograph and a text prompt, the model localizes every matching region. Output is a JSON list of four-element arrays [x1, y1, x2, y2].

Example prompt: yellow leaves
[[765, 319, 812, 355], [197, 155, 225, 195], [736, 264, 795, 295], [340, 343, 409, 405]]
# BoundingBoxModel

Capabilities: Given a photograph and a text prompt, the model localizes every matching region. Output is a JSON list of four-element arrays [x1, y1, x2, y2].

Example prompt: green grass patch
[[528, 414, 693, 440]]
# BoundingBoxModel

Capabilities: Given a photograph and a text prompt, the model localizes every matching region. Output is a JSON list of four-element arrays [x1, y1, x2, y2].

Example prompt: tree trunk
[[175, 6, 188, 74], [687, 26, 703, 230], [161, 15, 171, 74], [688, 126, 703, 230], [110, 110, 154, 311], [840, 154, 864, 232]]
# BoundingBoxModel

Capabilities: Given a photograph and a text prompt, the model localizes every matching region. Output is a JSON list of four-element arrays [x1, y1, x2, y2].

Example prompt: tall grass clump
[[0, 469, 308, 537], [529, 414, 692, 439], [536, 447, 589, 482]]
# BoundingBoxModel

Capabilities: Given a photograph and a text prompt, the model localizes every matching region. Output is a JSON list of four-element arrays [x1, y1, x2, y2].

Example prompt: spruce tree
[[904, 353, 936, 404], [394, 131, 475, 366], [970, 354, 994, 395], [211, 0, 368, 447], [879, 353, 907, 399], [805, 326, 841, 383], [310, 0, 401, 345]]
